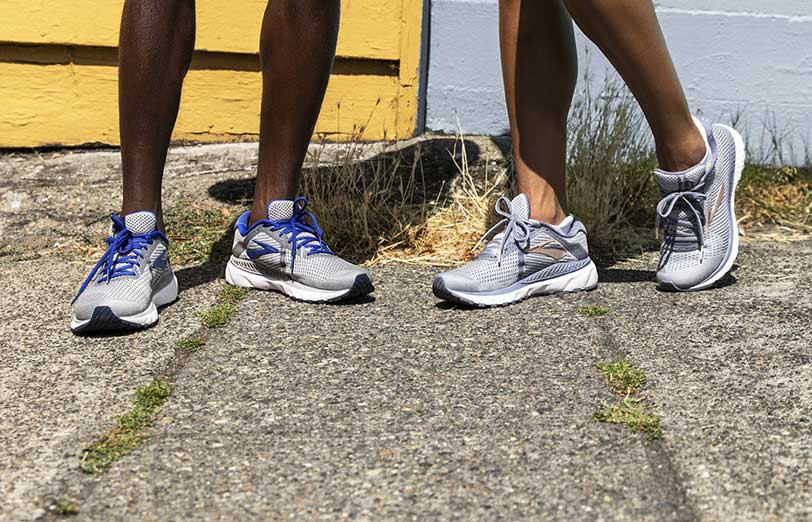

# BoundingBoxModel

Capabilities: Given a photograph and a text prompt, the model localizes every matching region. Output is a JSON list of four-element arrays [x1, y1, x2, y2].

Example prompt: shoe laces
[[656, 183, 708, 256], [267, 197, 334, 272], [474, 196, 532, 265], [655, 133, 718, 261], [71, 215, 165, 304]]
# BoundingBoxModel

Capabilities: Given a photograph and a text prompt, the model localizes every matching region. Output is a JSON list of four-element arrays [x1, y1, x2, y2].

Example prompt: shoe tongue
[[653, 163, 707, 194], [510, 194, 530, 221], [267, 200, 295, 221], [117, 211, 157, 235]]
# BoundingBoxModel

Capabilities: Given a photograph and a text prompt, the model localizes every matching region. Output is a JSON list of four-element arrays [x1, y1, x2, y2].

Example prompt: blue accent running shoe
[[70, 211, 178, 334], [654, 117, 744, 291], [225, 197, 374, 303], [432, 194, 598, 307]]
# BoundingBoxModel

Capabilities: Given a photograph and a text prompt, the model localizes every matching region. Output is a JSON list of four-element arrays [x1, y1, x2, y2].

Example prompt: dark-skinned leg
[[499, 0, 577, 223], [250, 0, 340, 225], [118, 0, 196, 231], [561, 0, 706, 172]]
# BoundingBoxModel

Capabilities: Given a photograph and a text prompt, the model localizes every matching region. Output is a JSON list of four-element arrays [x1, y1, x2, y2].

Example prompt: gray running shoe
[[655, 118, 744, 291], [225, 197, 374, 302], [71, 212, 178, 334], [432, 194, 598, 307]]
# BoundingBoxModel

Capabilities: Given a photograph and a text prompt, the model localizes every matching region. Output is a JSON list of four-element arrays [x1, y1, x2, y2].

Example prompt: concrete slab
[[0, 143, 808, 521]]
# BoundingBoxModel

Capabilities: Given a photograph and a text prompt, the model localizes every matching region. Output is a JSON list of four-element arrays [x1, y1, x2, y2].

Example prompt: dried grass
[[67, 79, 812, 269]]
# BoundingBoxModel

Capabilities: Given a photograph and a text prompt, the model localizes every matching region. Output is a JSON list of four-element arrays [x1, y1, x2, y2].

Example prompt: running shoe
[[70, 211, 178, 334], [432, 194, 598, 307], [655, 117, 744, 291], [225, 197, 374, 302]]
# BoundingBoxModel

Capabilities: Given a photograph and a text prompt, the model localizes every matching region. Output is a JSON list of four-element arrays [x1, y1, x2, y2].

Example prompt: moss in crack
[[176, 338, 206, 352], [578, 305, 609, 318], [594, 398, 663, 440], [218, 285, 247, 305], [80, 379, 172, 473], [200, 285, 248, 328], [52, 498, 79, 516], [597, 360, 646, 396], [594, 360, 662, 440]]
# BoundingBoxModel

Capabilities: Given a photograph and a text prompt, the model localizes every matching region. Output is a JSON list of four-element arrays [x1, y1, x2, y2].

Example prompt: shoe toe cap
[[656, 256, 723, 291], [308, 266, 373, 291], [433, 270, 479, 293], [73, 294, 149, 321]]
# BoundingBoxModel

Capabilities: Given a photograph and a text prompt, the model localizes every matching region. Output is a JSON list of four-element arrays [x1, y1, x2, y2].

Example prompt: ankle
[[656, 127, 707, 172], [526, 196, 567, 225], [248, 202, 268, 226]]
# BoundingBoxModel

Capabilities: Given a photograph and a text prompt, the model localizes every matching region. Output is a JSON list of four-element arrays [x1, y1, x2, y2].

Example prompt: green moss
[[198, 285, 247, 328], [80, 379, 172, 474], [218, 285, 247, 305], [597, 360, 646, 396], [200, 302, 237, 328], [53, 499, 79, 516], [579, 305, 609, 318], [594, 360, 662, 440], [594, 399, 663, 440], [176, 338, 206, 352]]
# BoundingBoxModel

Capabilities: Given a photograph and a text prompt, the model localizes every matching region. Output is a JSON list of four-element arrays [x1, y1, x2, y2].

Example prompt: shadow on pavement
[[598, 268, 656, 284], [175, 226, 233, 296], [174, 137, 484, 297]]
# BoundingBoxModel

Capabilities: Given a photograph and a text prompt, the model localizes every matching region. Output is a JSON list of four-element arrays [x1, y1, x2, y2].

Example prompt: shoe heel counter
[[568, 220, 591, 259], [232, 210, 252, 258], [232, 228, 247, 257]]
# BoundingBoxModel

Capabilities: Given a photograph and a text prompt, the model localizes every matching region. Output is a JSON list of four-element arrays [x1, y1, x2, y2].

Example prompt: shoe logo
[[247, 239, 280, 260], [705, 185, 727, 231], [528, 240, 567, 261]]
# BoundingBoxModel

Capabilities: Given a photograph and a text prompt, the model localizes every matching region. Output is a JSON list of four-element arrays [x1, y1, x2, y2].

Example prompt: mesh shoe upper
[[435, 194, 591, 293], [231, 197, 370, 291], [654, 118, 739, 288], [72, 212, 173, 320]]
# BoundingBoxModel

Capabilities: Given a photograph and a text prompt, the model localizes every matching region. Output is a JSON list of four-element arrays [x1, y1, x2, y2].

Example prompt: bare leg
[[499, 0, 576, 223], [561, 0, 706, 171], [118, 0, 196, 231], [250, 0, 340, 224]]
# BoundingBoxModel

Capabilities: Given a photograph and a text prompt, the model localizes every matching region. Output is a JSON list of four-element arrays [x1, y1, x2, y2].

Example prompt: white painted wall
[[425, 0, 812, 164]]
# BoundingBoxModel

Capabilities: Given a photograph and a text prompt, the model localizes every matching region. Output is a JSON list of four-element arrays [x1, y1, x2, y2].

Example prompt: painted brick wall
[[426, 0, 812, 164], [0, 0, 424, 147]]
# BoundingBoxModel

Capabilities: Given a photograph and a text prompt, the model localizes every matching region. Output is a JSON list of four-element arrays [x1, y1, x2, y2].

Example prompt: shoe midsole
[[225, 257, 355, 301], [443, 260, 598, 305]]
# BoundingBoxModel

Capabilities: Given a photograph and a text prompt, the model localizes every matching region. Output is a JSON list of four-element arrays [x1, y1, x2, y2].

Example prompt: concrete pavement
[[1, 144, 809, 521]]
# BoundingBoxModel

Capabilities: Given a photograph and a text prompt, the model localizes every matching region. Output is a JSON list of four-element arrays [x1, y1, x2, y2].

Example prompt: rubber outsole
[[70, 305, 156, 336]]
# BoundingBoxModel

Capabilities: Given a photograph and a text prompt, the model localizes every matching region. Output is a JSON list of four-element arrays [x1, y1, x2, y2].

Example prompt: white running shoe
[[432, 194, 598, 307], [655, 117, 744, 291], [70, 212, 178, 334], [225, 197, 374, 303]]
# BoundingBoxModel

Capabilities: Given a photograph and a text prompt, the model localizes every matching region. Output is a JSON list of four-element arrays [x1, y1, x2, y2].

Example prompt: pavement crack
[[38, 283, 247, 520], [585, 310, 700, 522]]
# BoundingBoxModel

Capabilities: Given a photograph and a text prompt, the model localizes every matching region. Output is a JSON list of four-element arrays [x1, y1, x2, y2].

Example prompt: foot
[[70, 212, 178, 334], [432, 194, 598, 307], [654, 118, 744, 291], [225, 197, 374, 303]]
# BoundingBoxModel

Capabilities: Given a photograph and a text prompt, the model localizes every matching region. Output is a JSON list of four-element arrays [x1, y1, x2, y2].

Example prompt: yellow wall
[[0, 0, 423, 147]]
